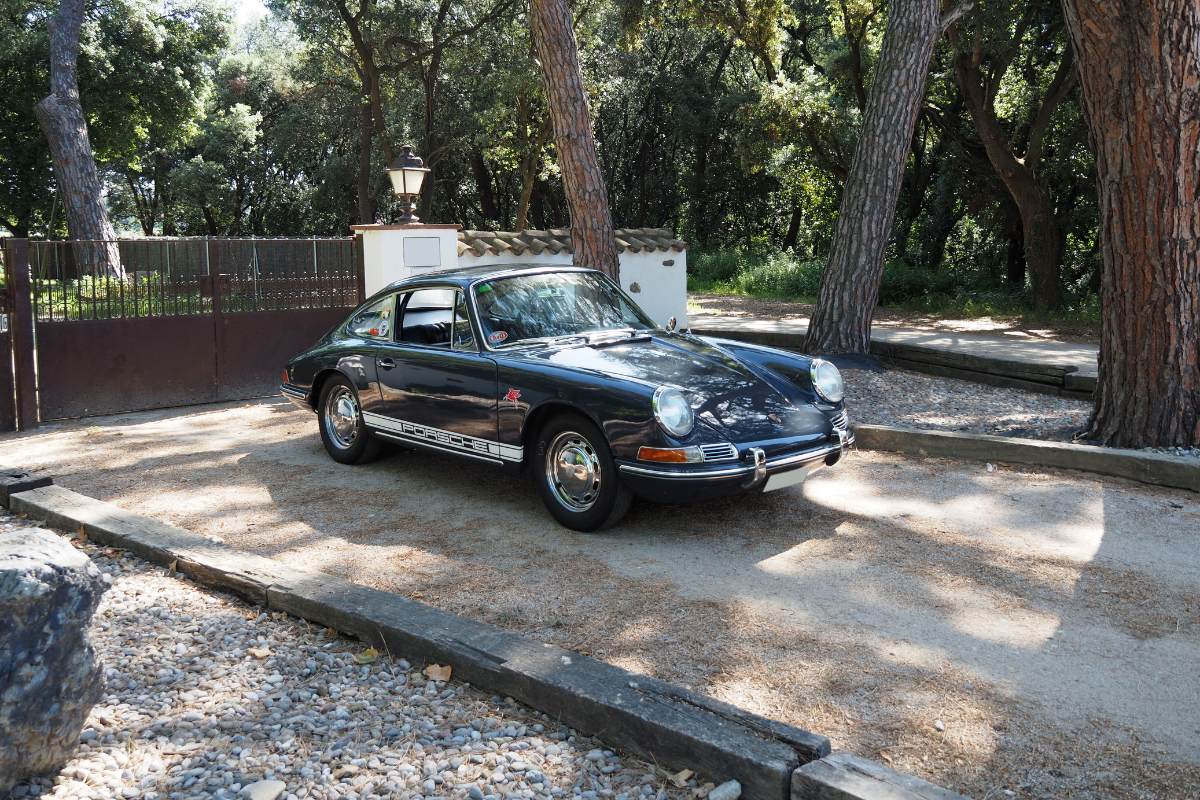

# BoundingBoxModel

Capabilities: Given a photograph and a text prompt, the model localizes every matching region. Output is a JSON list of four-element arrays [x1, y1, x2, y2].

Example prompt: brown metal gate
[[0, 236, 363, 426]]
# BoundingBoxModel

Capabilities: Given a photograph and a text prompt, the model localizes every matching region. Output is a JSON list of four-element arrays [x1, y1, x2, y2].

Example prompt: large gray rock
[[0, 529, 110, 791]]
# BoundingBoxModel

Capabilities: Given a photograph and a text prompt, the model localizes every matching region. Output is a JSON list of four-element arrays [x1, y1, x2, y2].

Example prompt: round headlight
[[810, 359, 844, 403], [652, 386, 694, 437]]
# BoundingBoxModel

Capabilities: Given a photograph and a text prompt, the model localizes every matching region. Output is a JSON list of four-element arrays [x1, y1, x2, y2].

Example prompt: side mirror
[[666, 316, 677, 332]]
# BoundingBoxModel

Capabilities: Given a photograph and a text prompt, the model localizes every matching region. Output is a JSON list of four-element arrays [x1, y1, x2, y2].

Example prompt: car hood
[[513, 334, 830, 443]]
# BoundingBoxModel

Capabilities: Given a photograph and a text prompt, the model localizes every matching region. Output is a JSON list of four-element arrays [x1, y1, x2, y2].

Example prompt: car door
[[371, 288, 501, 461]]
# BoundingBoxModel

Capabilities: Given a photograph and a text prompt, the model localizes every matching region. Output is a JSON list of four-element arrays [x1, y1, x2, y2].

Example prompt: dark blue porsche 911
[[280, 264, 853, 531]]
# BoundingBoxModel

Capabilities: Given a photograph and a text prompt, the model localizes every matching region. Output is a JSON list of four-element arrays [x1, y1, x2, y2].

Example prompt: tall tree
[[947, 0, 1076, 311], [529, 0, 620, 279], [805, 0, 970, 354], [1062, 0, 1200, 449], [34, 0, 121, 276]]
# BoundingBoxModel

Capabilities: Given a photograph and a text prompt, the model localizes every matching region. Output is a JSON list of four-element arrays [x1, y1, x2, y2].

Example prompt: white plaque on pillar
[[404, 237, 441, 268]]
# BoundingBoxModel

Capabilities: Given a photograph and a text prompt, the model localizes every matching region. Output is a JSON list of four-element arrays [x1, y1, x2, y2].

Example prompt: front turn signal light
[[637, 446, 703, 463]]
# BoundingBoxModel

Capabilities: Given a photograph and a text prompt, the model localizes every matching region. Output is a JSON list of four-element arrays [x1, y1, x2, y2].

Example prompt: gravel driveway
[[2, 400, 1198, 800]]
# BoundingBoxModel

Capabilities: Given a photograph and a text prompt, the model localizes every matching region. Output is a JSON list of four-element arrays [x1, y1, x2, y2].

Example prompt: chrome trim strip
[[372, 431, 504, 465], [279, 384, 307, 400], [362, 411, 524, 462], [619, 463, 751, 480], [619, 437, 854, 481]]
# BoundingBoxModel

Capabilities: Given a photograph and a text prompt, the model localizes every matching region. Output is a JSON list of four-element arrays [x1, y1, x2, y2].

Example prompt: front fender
[[496, 359, 732, 462], [695, 336, 828, 405]]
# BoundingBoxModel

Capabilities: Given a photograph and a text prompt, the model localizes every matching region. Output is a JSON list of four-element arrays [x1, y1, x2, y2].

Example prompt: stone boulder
[[0, 529, 111, 791]]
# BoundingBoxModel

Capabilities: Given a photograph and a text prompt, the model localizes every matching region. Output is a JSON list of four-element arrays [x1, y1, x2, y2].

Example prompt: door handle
[[377, 358, 395, 369]]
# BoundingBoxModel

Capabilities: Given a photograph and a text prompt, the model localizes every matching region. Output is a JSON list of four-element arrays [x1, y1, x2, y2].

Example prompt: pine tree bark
[[529, 0, 620, 279], [805, 0, 970, 354], [34, 0, 121, 277], [1063, 0, 1200, 449]]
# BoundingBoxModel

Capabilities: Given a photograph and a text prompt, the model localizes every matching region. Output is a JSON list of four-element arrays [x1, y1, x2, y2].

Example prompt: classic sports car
[[280, 264, 853, 531]]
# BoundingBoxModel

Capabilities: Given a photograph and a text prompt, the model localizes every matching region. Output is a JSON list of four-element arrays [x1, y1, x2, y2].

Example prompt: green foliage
[[2, 0, 1101, 316], [689, 246, 1100, 322]]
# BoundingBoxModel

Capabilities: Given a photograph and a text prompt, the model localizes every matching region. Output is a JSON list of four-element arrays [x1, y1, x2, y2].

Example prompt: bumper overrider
[[617, 428, 855, 504]]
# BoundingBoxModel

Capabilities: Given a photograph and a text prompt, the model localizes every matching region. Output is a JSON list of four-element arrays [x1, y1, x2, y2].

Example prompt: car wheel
[[318, 375, 382, 465], [535, 413, 632, 532]]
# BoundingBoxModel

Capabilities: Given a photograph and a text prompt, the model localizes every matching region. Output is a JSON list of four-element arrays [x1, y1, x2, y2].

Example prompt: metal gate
[[0, 236, 363, 427]]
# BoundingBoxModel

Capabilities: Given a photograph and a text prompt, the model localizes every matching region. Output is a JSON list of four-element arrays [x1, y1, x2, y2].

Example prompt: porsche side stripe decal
[[362, 412, 524, 462]]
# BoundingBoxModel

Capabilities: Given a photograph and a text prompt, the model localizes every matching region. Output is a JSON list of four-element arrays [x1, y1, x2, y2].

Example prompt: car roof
[[382, 263, 597, 293]]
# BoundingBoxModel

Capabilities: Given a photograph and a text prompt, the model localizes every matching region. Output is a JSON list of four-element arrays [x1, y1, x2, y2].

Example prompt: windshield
[[473, 271, 657, 347]]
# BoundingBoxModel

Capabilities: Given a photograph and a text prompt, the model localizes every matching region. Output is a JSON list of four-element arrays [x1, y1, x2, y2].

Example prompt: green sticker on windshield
[[477, 283, 492, 293]]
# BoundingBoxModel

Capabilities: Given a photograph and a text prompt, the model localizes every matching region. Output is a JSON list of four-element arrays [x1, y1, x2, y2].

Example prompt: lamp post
[[385, 145, 431, 224]]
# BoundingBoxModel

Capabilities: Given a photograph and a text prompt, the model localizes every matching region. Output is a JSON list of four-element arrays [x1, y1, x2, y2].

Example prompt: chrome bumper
[[618, 431, 854, 482], [279, 384, 312, 410]]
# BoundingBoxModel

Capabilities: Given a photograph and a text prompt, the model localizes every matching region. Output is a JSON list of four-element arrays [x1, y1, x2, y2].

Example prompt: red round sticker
[[488, 331, 508, 344]]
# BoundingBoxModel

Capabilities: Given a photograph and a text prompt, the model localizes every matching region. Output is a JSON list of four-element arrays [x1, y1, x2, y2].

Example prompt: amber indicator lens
[[637, 446, 703, 463]]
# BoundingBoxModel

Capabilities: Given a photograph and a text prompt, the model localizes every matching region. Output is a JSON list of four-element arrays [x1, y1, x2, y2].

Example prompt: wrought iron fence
[[29, 237, 359, 322]]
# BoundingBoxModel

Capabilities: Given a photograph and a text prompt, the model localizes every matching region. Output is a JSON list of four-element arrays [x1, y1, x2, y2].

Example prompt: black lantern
[[385, 145, 431, 223]]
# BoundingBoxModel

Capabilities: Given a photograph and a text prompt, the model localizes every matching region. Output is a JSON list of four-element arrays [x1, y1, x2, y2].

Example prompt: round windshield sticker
[[488, 331, 508, 344]]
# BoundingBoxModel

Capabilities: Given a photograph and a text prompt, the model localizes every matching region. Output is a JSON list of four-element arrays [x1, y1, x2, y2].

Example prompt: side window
[[348, 295, 394, 340], [399, 288, 455, 346], [452, 291, 475, 350]]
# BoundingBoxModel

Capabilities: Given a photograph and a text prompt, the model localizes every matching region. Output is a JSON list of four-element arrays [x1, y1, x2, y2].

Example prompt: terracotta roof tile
[[457, 227, 687, 258]]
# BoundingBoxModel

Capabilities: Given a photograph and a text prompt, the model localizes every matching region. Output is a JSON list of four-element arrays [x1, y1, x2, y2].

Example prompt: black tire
[[318, 375, 382, 465], [534, 413, 632, 532]]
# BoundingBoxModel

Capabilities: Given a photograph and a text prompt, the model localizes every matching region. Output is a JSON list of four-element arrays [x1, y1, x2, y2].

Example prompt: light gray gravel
[[6, 515, 712, 800], [843, 367, 1200, 458], [844, 368, 1090, 440]]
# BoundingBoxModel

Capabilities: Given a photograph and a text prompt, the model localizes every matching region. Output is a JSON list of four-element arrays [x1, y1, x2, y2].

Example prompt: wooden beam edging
[[853, 424, 1200, 494], [7, 484, 830, 800]]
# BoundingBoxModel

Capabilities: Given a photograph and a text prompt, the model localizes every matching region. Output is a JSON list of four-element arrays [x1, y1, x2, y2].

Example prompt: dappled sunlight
[[1, 399, 1197, 793], [802, 466, 1107, 562]]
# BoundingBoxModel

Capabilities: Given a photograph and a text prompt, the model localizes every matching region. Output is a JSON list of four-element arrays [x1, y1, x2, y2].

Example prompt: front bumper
[[617, 430, 855, 504], [280, 384, 312, 411]]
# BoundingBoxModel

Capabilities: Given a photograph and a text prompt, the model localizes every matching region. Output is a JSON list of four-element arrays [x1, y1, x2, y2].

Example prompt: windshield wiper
[[587, 329, 654, 348], [500, 334, 587, 348]]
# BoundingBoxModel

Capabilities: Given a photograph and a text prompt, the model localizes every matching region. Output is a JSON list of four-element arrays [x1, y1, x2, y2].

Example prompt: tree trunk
[[529, 0, 620, 279], [471, 152, 500, 224], [515, 154, 538, 231], [782, 204, 804, 252], [1004, 218, 1026, 289], [805, 0, 969, 353], [919, 175, 961, 270], [1063, 0, 1200, 449], [34, 0, 121, 278], [950, 36, 1072, 311], [357, 73, 374, 225]]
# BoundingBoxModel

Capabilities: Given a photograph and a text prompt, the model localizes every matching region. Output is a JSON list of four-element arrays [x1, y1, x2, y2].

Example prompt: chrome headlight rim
[[652, 385, 695, 438], [809, 358, 845, 403]]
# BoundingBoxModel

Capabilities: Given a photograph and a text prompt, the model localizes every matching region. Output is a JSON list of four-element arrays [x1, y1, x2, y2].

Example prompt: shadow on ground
[[2, 398, 1197, 799]]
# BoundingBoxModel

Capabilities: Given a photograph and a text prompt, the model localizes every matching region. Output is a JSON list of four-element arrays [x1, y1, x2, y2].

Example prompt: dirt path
[[3, 399, 1197, 798], [688, 294, 1101, 345]]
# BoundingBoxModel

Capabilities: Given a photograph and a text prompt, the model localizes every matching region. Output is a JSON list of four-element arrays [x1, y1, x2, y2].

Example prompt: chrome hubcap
[[324, 386, 360, 449], [546, 431, 601, 512]]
